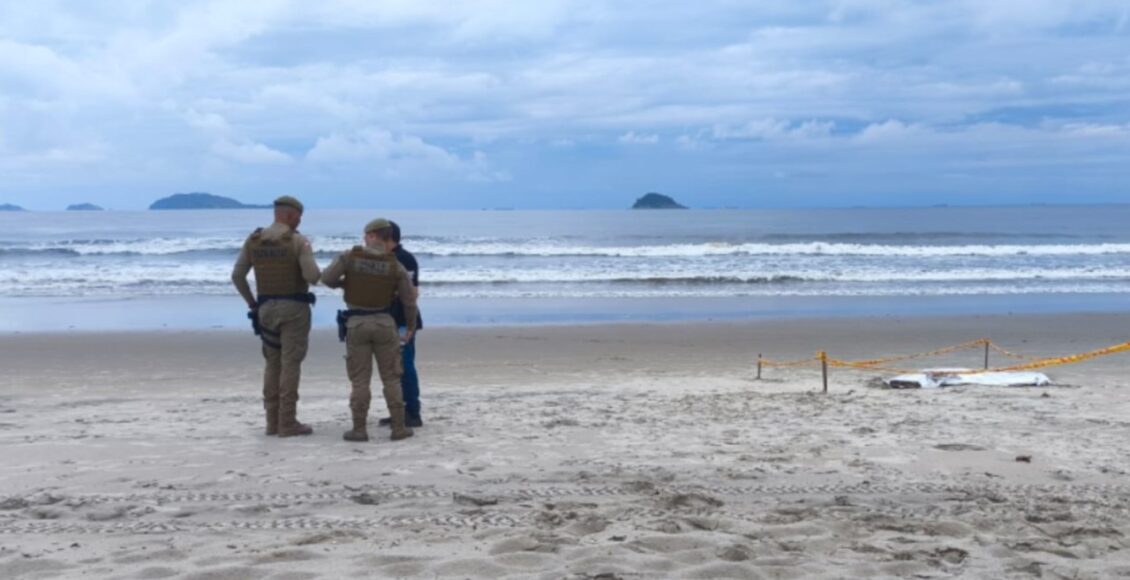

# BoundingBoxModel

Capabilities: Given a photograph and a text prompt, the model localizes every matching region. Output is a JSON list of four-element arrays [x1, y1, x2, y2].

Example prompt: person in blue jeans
[[378, 221, 424, 428]]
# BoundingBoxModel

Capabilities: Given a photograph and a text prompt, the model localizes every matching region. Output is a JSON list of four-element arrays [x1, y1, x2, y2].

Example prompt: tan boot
[[265, 407, 279, 436], [343, 413, 369, 442], [277, 403, 313, 437], [389, 407, 414, 441]]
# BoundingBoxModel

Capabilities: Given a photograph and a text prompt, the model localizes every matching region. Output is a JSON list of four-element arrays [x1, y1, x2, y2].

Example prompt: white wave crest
[[7, 237, 1130, 258], [409, 240, 1130, 258]]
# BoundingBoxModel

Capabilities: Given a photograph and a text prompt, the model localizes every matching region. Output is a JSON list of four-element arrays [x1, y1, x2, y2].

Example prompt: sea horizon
[[5, 201, 1130, 212], [3, 205, 1129, 332]]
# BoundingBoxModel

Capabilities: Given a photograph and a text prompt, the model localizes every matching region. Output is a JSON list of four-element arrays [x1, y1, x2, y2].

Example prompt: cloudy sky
[[2, 1, 1129, 209]]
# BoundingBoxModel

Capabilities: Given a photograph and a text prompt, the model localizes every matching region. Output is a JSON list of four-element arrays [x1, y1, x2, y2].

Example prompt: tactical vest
[[248, 229, 306, 296], [343, 247, 399, 309]]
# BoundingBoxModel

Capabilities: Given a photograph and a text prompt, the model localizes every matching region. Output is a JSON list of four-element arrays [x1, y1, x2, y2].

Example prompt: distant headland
[[631, 192, 687, 210], [0, 203, 26, 212], [149, 193, 270, 210], [66, 203, 104, 211]]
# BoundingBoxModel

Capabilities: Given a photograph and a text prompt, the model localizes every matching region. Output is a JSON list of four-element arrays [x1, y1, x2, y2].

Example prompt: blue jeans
[[400, 329, 420, 418]]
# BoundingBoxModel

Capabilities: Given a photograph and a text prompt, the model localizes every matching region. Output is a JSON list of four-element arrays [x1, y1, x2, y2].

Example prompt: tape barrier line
[[761, 357, 821, 368], [986, 342, 1043, 361], [844, 338, 988, 368], [762, 338, 989, 370], [978, 341, 1130, 373], [759, 338, 1130, 377]]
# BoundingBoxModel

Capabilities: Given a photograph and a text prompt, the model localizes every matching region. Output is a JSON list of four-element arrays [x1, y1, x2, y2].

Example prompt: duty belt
[[257, 292, 316, 306], [336, 308, 391, 342]]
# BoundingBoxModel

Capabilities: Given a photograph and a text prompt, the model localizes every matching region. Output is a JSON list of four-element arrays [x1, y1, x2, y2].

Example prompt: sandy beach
[[2, 313, 1130, 579]]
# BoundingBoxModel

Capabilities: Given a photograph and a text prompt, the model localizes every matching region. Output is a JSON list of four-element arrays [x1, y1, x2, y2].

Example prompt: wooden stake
[[820, 351, 829, 393], [984, 340, 990, 370], [757, 353, 762, 380]]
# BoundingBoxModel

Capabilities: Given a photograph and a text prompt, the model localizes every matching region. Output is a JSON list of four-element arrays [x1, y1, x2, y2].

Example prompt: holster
[[248, 310, 262, 336], [336, 310, 348, 342], [336, 308, 391, 342]]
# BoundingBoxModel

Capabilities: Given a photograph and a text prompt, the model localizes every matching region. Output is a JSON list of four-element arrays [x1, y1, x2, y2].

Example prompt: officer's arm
[[396, 264, 418, 336], [296, 235, 321, 285], [320, 254, 347, 289], [231, 243, 256, 309]]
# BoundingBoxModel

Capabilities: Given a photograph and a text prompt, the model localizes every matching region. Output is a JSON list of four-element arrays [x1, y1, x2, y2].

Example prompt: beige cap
[[364, 218, 392, 233], [274, 195, 304, 213]]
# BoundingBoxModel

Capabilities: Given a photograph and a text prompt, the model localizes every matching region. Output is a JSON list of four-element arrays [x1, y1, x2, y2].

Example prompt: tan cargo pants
[[344, 314, 404, 417], [258, 301, 312, 424]]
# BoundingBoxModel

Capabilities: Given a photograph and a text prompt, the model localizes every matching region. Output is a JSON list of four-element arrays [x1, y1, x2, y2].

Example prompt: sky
[[1, 1, 1129, 210]]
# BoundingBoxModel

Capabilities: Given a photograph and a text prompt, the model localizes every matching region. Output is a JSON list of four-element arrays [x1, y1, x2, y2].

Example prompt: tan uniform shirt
[[231, 222, 321, 306], [321, 244, 419, 334]]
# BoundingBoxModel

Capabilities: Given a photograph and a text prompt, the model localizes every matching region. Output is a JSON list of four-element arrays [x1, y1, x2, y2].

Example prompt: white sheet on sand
[[885, 368, 1050, 389]]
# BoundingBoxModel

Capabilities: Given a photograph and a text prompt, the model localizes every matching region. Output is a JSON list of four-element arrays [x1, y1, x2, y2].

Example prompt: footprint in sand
[[0, 559, 72, 578], [178, 566, 270, 580], [934, 443, 987, 451], [660, 492, 724, 511], [429, 558, 512, 578], [133, 566, 181, 579], [564, 514, 610, 536], [251, 549, 323, 564]]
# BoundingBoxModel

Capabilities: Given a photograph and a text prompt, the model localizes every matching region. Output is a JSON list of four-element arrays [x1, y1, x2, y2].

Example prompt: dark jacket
[[390, 245, 423, 329]]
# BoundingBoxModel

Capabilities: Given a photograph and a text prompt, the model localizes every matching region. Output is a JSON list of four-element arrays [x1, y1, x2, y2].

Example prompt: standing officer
[[321, 218, 419, 442], [377, 220, 424, 428], [231, 195, 321, 437]]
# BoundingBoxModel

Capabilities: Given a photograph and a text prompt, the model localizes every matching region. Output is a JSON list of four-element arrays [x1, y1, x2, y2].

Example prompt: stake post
[[820, 351, 829, 393]]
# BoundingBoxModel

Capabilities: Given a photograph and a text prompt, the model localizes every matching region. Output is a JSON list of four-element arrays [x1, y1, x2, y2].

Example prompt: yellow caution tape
[[761, 357, 821, 368], [843, 338, 988, 368], [975, 341, 1130, 373], [827, 358, 923, 374], [759, 338, 1130, 378], [986, 342, 1042, 361]]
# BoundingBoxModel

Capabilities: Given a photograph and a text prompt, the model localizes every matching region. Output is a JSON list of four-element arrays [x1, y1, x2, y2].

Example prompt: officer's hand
[[401, 329, 415, 344], [247, 300, 258, 311]]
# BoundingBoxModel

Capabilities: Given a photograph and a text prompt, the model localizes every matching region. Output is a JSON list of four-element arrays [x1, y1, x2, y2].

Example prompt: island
[[0, 203, 26, 212], [66, 203, 104, 211], [631, 192, 687, 210], [149, 193, 270, 210]]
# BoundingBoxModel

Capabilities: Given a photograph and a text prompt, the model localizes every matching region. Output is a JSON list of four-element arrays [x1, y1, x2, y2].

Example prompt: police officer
[[231, 195, 321, 437], [321, 218, 419, 442]]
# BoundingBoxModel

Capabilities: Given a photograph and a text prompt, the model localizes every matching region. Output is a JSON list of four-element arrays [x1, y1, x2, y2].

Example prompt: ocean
[[2, 206, 1129, 331]]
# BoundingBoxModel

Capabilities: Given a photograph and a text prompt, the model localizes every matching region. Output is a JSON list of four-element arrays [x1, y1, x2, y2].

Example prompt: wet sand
[[2, 313, 1129, 578]]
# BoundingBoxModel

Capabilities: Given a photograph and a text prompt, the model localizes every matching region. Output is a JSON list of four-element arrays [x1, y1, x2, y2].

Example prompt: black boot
[[379, 414, 423, 428]]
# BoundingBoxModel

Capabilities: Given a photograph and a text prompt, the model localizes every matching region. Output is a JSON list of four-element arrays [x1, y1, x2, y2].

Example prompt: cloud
[[212, 140, 291, 165], [1, 0, 1129, 207], [618, 131, 659, 145], [1058, 122, 1130, 138], [855, 120, 925, 143], [306, 128, 507, 182], [307, 129, 459, 165], [712, 119, 835, 141]]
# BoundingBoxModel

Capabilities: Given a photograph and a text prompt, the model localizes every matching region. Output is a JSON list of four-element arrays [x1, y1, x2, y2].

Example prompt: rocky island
[[631, 192, 687, 209], [0, 203, 26, 212], [66, 203, 104, 211], [149, 193, 269, 210]]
